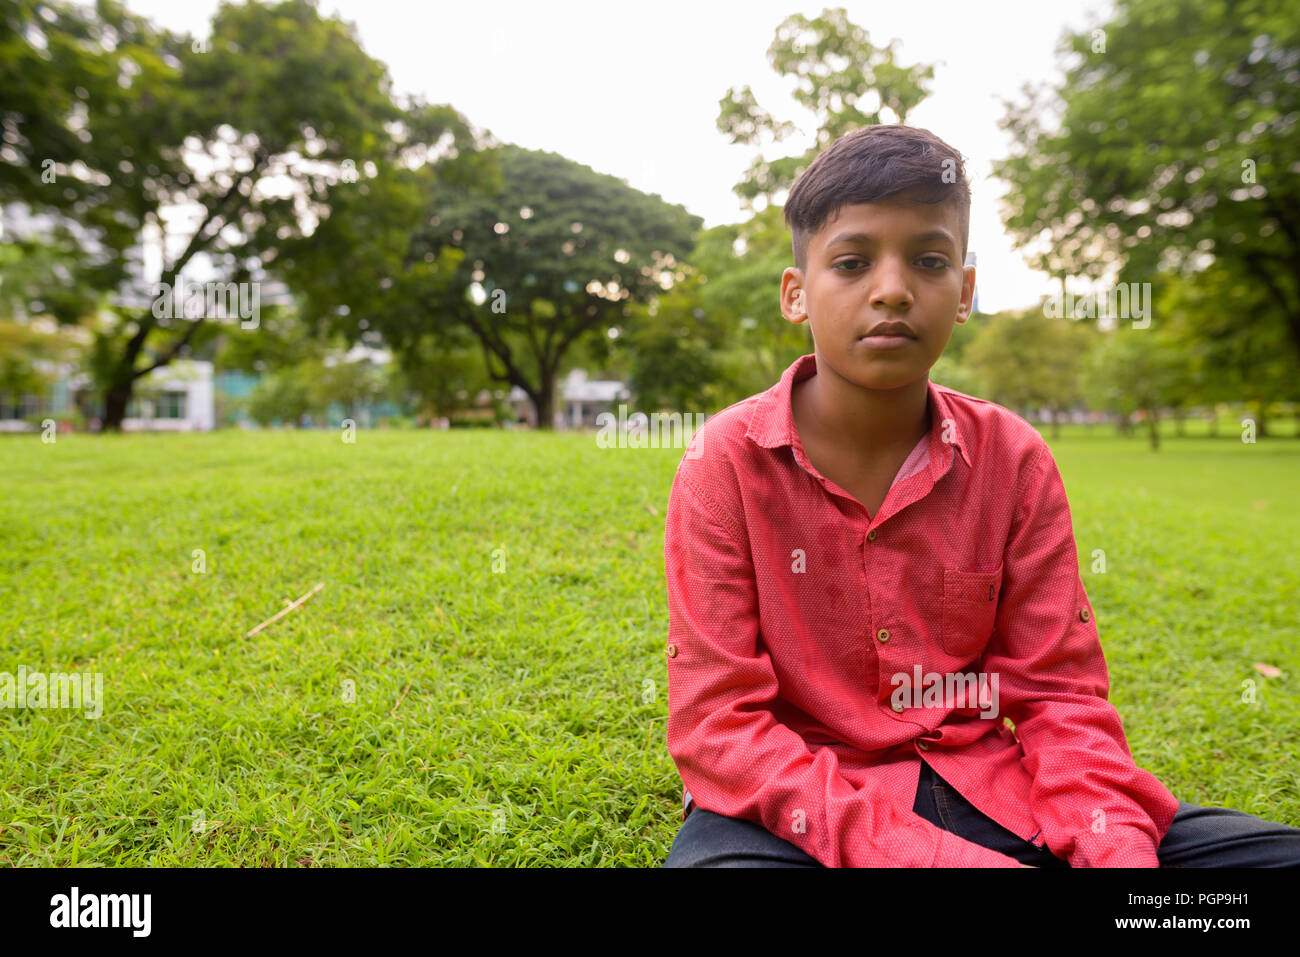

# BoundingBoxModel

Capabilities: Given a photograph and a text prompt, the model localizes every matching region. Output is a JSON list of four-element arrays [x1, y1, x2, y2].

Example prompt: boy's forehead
[[813, 196, 961, 249]]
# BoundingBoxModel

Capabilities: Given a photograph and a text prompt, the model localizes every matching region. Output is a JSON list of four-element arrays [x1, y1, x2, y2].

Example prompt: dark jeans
[[663, 760, 1300, 867]]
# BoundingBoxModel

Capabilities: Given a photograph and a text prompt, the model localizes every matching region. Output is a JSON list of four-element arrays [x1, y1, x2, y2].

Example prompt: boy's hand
[[1019, 863, 1036, 868]]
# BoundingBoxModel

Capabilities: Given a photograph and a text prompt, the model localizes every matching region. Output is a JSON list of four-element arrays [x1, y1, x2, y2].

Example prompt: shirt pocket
[[940, 564, 1003, 659]]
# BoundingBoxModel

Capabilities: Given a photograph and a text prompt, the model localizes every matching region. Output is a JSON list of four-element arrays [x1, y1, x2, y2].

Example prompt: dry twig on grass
[[246, 582, 325, 637]]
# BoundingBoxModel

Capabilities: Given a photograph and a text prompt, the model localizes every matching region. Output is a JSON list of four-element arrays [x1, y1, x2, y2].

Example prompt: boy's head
[[779, 124, 976, 392], [783, 124, 970, 273]]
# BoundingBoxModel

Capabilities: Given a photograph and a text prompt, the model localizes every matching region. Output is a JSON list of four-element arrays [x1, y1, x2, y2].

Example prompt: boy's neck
[[793, 356, 932, 457]]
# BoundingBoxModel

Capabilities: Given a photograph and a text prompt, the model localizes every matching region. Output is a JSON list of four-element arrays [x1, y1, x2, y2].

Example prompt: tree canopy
[[0, 0, 413, 427]]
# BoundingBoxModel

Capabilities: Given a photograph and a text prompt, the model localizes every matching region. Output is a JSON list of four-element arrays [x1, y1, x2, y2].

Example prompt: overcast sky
[[118, 0, 1115, 312]]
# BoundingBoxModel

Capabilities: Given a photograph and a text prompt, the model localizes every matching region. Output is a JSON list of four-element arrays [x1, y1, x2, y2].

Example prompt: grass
[[1, 424, 1297, 865]]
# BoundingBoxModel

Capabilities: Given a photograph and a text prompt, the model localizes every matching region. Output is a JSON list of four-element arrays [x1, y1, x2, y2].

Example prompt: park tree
[[1081, 324, 1189, 451], [964, 309, 1095, 440], [1160, 262, 1300, 438], [213, 302, 327, 376], [613, 267, 725, 413], [691, 206, 816, 395], [993, 0, 1300, 374], [246, 362, 316, 427], [372, 330, 495, 423], [611, 206, 814, 412], [264, 98, 497, 422], [0, 239, 83, 412], [281, 142, 701, 428], [0, 0, 404, 429], [0, 317, 81, 419], [717, 6, 934, 211], [422, 146, 700, 429]]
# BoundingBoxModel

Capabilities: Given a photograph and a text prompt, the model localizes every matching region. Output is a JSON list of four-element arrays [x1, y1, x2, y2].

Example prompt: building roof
[[508, 369, 629, 405]]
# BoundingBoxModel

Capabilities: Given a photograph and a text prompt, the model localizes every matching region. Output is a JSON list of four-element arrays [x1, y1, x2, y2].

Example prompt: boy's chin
[[821, 351, 930, 392]]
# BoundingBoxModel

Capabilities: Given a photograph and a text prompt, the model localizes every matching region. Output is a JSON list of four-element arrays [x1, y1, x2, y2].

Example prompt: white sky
[[117, 0, 1116, 312]]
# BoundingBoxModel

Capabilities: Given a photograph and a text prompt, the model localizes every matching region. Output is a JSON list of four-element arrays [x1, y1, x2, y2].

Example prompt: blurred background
[[2, 0, 1297, 446]]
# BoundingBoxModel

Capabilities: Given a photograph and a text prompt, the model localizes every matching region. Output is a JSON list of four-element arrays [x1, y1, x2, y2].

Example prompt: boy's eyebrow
[[825, 228, 957, 249]]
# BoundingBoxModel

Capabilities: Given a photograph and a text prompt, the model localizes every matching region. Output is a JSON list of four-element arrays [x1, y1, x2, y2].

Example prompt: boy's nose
[[869, 258, 914, 310]]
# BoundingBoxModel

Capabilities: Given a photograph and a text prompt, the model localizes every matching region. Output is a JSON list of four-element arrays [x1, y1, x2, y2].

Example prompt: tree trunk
[[1174, 407, 1185, 437], [1117, 412, 1132, 437], [98, 315, 156, 431], [1051, 407, 1060, 441], [534, 369, 556, 430], [1147, 408, 1160, 451], [1207, 406, 1219, 438], [1255, 400, 1269, 438], [102, 381, 133, 432]]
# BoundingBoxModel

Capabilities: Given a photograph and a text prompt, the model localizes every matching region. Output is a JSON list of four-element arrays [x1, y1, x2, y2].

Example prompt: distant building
[[508, 369, 631, 429], [78, 360, 215, 431], [1, 358, 215, 432]]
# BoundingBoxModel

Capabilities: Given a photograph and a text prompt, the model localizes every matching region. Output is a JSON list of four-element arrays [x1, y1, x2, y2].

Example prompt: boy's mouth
[[857, 334, 914, 350], [861, 320, 916, 338], [858, 320, 916, 349]]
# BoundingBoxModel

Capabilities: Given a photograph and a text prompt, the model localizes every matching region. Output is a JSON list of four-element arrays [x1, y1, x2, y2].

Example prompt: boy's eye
[[834, 256, 949, 271]]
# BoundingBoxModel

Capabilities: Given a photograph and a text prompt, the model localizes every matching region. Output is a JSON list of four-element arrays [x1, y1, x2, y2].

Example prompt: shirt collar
[[744, 352, 972, 471]]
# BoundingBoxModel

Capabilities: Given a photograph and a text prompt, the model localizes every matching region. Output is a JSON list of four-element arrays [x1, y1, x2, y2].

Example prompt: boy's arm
[[664, 467, 1020, 868], [983, 438, 1180, 868]]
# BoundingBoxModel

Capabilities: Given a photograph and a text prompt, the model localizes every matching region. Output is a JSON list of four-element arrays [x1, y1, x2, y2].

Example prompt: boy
[[661, 124, 1300, 867]]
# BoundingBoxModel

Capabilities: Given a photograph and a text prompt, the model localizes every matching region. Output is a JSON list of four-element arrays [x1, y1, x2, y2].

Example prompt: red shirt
[[663, 352, 1179, 867]]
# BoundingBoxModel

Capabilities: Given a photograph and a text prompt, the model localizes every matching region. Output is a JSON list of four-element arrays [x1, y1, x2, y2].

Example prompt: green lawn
[[2, 426, 1297, 865]]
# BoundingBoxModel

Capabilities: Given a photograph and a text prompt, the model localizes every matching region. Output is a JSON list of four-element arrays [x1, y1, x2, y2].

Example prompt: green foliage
[[386, 333, 495, 421], [278, 136, 702, 427], [615, 270, 723, 412], [964, 309, 1096, 419], [213, 307, 329, 374], [0, 318, 78, 398], [1082, 324, 1191, 449], [417, 145, 702, 425], [0, 0, 409, 426], [993, 0, 1300, 367], [268, 103, 488, 354], [717, 6, 934, 209], [927, 352, 986, 399], [690, 205, 815, 392], [246, 364, 316, 426], [243, 353, 389, 427]]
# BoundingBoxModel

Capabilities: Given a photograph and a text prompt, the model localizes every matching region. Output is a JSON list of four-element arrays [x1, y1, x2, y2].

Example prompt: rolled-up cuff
[[1067, 825, 1161, 867]]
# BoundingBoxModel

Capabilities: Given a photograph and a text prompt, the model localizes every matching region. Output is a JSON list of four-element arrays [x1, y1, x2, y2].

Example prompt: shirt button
[[666, 644, 678, 658], [1079, 608, 1091, 622], [876, 628, 890, 643], [891, 701, 905, 713], [917, 739, 930, 751], [866, 529, 877, 541]]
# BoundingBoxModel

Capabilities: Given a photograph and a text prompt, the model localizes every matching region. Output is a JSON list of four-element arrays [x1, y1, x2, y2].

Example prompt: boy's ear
[[954, 264, 976, 323], [781, 267, 807, 324]]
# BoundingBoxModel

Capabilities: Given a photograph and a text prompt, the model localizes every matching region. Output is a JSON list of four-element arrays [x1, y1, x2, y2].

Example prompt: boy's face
[[780, 194, 975, 394]]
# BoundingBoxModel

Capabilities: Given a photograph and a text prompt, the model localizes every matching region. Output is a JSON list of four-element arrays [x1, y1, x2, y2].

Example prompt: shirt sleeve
[[984, 438, 1180, 868], [663, 465, 1021, 868]]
